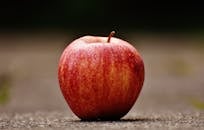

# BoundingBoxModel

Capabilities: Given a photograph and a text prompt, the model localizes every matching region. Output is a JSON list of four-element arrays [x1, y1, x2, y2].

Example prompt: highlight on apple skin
[[58, 31, 145, 120]]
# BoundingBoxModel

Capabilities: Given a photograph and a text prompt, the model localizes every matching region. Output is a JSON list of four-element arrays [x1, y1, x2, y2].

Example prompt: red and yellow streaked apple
[[58, 31, 144, 120]]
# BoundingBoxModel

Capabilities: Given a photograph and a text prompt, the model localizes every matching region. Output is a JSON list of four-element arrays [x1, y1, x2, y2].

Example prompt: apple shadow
[[73, 117, 163, 123]]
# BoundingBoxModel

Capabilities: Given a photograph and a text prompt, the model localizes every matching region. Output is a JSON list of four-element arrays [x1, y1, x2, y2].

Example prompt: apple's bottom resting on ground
[[58, 31, 145, 120]]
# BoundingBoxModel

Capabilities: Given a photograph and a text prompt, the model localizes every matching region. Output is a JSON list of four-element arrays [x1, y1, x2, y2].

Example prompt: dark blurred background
[[0, 1, 204, 114], [0, 1, 204, 33]]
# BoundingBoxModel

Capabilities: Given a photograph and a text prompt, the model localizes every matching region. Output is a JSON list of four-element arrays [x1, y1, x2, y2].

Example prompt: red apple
[[58, 31, 144, 120]]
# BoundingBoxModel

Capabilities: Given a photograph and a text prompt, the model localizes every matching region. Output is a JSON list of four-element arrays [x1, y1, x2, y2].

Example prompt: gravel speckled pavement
[[0, 111, 204, 130], [0, 33, 204, 129]]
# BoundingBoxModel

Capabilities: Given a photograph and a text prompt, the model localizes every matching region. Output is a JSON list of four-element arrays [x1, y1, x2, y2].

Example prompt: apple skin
[[58, 35, 144, 120]]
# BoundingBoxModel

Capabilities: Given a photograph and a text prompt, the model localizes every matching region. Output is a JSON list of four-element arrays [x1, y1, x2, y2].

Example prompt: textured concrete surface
[[0, 32, 204, 129], [0, 111, 203, 130]]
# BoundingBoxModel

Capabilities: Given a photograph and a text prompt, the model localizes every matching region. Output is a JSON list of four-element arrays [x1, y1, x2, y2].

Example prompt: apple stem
[[107, 31, 115, 43]]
